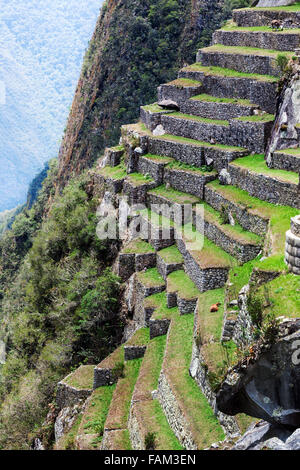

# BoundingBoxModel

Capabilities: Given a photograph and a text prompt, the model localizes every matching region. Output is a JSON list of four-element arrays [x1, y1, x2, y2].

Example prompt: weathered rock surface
[[233, 420, 300, 450], [217, 321, 300, 428]]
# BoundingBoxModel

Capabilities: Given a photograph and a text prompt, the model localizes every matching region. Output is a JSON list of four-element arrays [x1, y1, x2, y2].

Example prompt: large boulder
[[256, 1, 297, 7], [217, 321, 300, 429]]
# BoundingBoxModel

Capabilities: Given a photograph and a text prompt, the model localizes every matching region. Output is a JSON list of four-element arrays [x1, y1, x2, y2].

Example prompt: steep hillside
[[57, 0, 240, 189], [0, 0, 102, 211]]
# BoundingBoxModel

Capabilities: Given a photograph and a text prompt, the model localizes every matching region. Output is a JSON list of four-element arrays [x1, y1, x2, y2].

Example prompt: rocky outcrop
[[285, 215, 300, 275], [217, 320, 300, 429]]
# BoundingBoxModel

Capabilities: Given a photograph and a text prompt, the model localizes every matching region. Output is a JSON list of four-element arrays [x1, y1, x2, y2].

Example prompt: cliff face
[[57, 0, 227, 189]]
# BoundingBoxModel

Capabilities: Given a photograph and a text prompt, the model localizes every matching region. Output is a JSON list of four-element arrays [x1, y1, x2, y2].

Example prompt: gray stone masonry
[[140, 106, 174, 132], [167, 291, 178, 308], [93, 173, 124, 196], [157, 81, 203, 106], [104, 147, 124, 167], [93, 368, 117, 389], [179, 68, 277, 114], [177, 296, 198, 315], [160, 114, 272, 154], [117, 252, 156, 282], [192, 209, 262, 263], [157, 252, 184, 280], [233, 8, 300, 28], [270, 150, 300, 172], [228, 162, 300, 209], [135, 252, 157, 272], [285, 215, 300, 275], [176, 237, 229, 292], [181, 97, 257, 120], [249, 267, 281, 288], [147, 134, 248, 172], [138, 155, 167, 184], [147, 192, 194, 225], [198, 49, 281, 77], [134, 277, 166, 328], [164, 167, 216, 199], [150, 318, 171, 339], [139, 211, 175, 251], [56, 381, 92, 410], [124, 345, 147, 361], [123, 179, 157, 205], [158, 370, 198, 450], [213, 29, 300, 52], [204, 185, 269, 236]]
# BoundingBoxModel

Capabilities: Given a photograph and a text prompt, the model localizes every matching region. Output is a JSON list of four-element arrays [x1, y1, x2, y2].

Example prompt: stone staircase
[[56, 4, 300, 451]]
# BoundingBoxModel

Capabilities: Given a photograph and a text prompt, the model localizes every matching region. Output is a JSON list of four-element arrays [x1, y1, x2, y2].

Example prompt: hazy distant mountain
[[0, 0, 103, 211]]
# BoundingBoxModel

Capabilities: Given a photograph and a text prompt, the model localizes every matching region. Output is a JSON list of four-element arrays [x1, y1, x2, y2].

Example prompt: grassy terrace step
[[198, 44, 292, 76], [193, 202, 262, 263], [136, 267, 165, 290], [233, 4, 300, 29], [158, 245, 184, 264], [129, 335, 183, 450], [271, 147, 300, 172], [157, 78, 203, 105], [63, 365, 94, 390], [97, 163, 127, 180], [167, 270, 199, 301], [75, 385, 116, 450], [205, 182, 298, 285], [144, 291, 179, 321], [148, 184, 201, 210], [178, 64, 277, 114], [103, 358, 142, 432], [214, 21, 300, 52], [158, 313, 225, 449], [122, 238, 155, 255], [182, 93, 258, 120]]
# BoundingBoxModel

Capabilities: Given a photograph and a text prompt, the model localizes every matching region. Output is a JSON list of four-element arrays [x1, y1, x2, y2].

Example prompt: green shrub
[[145, 432, 157, 450]]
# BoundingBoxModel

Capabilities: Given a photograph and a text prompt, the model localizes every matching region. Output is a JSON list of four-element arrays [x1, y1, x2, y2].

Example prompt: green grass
[[64, 365, 94, 390], [202, 44, 292, 59], [167, 78, 202, 87], [196, 288, 225, 343], [234, 114, 274, 122], [221, 21, 300, 33], [122, 238, 155, 254], [81, 385, 116, 437], [97, 344, 124, 369], [184, 63, 278, 82], [167, 270, 199, 300], [181, 223, 236, 269], [144, 291, 179, 320], [166, 159, 217, 175], [256, 273, 300, 320], [231, 154, 299, 184], [133, 335, 167, 402], [126, 172, 155, 186], [142, 153, 174, 164], [164, 314, 225, 448], [244, 3, 300, 12], [200, 202, 262, 245], [276, 147, 300, 156], [98, 164, 127, 180], [157, 245, 184, 264], [137, 268, 165, 288], [169, 112, 229, 126], [127, 328, 150, 347], [104, 358, 143, 430], [141, 103, 167, 113], [148, 184, 201, 205], [191, 93, 256, 106]]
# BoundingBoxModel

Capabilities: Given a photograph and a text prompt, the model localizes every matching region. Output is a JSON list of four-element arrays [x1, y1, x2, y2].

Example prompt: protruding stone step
[[233, 6, 300, 28], [103, 145, 125, 167], [138, 209, 175, 251], [117, 239, 156, 281], [270, 148, 300, 172], [179, 64, 278, 114], [157, 78, 203, 106], [147, 185, 200, 224], [175, 224, 232, 292], [193, 203, 263, 263], [56, 365, 94, 409], [167, 270, 199, 315], [228, 154, 300, 209], [204, 180, 269, 236], [157, 245, 184, 280], [164, 163, 217, 199], [123, 173, 157, 204], [181, 94, 259, 120], [147, 132, 248, 172], [285, 215, 300, 275], [140, 104, 174, 132], [159, 112, 273, 154], [198, 44, 291, 77], [213, 25, 300, 52], [144, 292, 178, 339], [132, 268, 166, 327], [94, 164, 127, 195], [137, 153, 173, 184], [94, 345, 124, 389]]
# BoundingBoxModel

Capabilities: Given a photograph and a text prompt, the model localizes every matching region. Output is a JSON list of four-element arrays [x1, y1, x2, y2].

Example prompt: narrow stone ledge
[[124, 345, 147, 361], [150, 319, 171, 339], [164, 167, 216, 199]]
